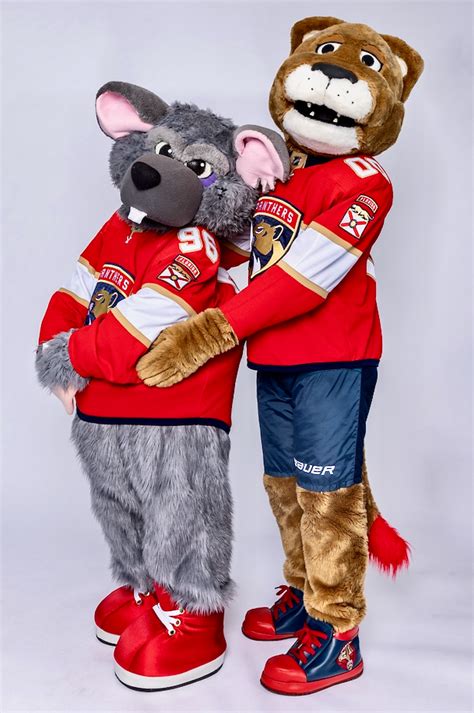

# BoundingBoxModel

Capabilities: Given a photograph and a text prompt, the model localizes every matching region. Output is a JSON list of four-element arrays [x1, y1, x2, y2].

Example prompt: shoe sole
[[95, 625, 120, 646], [260, 660, 364, 695], [114, 652, 226, 691], [242, 626, 296, 641]]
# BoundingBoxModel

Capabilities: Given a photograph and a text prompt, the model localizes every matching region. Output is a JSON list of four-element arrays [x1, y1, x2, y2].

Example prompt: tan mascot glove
[[136, 309, 238, 387]]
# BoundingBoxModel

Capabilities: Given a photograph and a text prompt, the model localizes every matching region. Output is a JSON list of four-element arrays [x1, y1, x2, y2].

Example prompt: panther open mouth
[[294, 101, 357, 128]]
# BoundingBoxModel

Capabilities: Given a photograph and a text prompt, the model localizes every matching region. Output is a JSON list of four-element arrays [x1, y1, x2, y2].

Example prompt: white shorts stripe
[[283, 226, 359, 293], [63, 261, 97, 304], [114, 286, 189, 344]]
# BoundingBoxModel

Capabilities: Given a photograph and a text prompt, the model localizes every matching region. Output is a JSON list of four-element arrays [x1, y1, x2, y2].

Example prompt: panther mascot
[[137, 17, 424, 696]]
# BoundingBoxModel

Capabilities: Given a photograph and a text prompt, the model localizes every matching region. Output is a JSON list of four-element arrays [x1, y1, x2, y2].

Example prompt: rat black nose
[[312, 62, 357, 84], [131, 162, 161, 190]]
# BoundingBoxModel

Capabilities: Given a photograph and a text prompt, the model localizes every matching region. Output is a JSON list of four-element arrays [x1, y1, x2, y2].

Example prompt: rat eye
[[360, 51, 382, 71], [154, 141, 174, 158], [316, 42, 342, 54], [185, 159, 214, 179]]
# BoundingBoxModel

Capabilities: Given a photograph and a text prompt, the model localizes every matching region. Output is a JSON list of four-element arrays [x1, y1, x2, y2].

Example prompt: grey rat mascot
[[36, 81, 289, 690]]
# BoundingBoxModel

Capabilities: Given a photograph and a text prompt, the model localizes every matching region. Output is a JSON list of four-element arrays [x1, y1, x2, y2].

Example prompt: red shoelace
[[292, 623, 329, 664], [271, 585, 301, 616]]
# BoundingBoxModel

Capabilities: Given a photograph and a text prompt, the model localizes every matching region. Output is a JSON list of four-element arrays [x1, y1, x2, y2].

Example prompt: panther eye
[[360, 51, 383, 71], [185, 159, 214, 179], [154, 141, 174, 158], [316, 42, 342, 55]]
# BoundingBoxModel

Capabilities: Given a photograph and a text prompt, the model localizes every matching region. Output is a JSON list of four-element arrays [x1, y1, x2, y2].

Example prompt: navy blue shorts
[[257, 367, 377, 492]]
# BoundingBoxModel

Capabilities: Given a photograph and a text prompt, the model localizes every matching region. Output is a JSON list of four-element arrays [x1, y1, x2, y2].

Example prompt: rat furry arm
[[36, 330, 90, 393]]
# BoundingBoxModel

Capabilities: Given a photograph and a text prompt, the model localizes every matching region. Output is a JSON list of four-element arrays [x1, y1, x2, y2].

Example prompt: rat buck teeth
[[128, 206, 147, 224]]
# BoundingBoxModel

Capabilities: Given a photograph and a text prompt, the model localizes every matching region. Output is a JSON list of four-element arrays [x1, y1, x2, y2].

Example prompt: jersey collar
[[289, 149, 335, 171]]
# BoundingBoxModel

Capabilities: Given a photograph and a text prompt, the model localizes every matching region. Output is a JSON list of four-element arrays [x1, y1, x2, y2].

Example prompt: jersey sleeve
[[68, 228, 220, 384], [221, 174, 393, 340], [38, 217, 111, 343], [218, 228, 252, 269]]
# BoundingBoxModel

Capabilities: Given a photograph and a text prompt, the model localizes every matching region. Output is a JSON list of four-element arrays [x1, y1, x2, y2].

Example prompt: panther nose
[[131, 162, 161, 190], [312, 62, 357, 84]]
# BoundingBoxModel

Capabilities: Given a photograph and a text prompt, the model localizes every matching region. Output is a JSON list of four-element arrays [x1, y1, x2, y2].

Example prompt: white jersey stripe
[[114, 286, 190, 345], [283, 225, 359, 293], [217, 267, 239, 292], [62, 260, 97, 305], [223, 229, 252, 255], [366, 258, 376, 281]]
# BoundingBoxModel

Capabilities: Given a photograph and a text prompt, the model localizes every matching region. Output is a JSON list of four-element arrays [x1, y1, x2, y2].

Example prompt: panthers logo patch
[[85, 263, 135, 324], [337, 642, 356, 671], [250, 196, 302, 278]]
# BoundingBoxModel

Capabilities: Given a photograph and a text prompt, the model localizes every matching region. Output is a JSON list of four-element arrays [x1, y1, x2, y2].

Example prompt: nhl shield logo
[[250, 196, 302, 278]]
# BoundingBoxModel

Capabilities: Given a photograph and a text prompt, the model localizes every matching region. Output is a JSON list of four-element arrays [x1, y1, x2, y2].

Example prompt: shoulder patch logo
[[250, 196, 302, 278], [339, 195, 377, 239], [158, 254, 200, 291]]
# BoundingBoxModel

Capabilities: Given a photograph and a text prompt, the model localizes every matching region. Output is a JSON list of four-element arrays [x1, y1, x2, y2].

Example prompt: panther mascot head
[[270, 16, 423, 157]]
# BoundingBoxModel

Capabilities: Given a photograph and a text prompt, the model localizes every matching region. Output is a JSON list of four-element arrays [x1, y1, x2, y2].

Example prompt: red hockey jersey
[[220, 153, 393, 370], [39, 213, 242, 430]]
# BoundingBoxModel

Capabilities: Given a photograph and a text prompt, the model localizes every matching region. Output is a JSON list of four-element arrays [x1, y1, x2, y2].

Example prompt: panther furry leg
[[297, 483, 368, 633], [263, 475, 306, 591]]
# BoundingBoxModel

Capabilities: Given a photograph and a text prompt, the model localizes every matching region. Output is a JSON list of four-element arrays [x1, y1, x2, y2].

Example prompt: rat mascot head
[[269, 16, 423, 156], [96, 81, 289, 237]]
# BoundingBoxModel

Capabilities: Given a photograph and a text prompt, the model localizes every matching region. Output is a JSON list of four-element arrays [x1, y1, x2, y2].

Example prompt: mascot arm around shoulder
[[136, 17, 423, 387]]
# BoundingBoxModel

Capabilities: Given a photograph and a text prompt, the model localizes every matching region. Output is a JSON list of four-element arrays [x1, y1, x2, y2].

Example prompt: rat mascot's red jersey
[[40, 212, 241, 430]]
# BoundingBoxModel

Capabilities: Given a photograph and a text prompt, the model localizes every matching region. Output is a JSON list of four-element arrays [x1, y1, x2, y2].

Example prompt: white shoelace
[[133, 588, 149, 605], [152, 602, 184, 635]]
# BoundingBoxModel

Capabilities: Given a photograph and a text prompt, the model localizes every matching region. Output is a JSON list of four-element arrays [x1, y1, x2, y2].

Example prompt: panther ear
[[290, 16, 345, 53], [234, 125, 290, 192], [96, 81, 169, 139], [381, 35, 424, 102]]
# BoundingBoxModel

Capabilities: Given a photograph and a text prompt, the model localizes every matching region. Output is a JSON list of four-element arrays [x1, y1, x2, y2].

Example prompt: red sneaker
[[242, 586, 306, 641], [260, 618, 364, 695], [94, 585, 158, 646], [113, 589, 226, 691]]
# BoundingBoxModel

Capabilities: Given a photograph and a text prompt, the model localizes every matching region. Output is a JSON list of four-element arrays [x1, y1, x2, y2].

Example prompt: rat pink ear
[[96, 81, 168, 139], [234, 125, 290, 191]]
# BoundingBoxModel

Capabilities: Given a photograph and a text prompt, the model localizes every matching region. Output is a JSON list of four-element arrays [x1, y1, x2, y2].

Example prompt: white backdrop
[[1, 1, 472, 711]]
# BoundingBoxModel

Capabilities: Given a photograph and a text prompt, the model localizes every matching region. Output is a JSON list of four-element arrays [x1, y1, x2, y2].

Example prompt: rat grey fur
[[36, 330, 89, 392], [72, 419, 234, 612]]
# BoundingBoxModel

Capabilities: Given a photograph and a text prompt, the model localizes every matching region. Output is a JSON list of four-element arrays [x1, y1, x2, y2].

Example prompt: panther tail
[[362, 459, 410, 576]]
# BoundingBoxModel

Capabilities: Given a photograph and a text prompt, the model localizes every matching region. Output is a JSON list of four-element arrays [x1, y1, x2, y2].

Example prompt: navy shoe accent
[[291, 617, 362, 680], [260, 616, 363, 695], [242, 585, 307, 641], [271, 586, 307, 636]]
